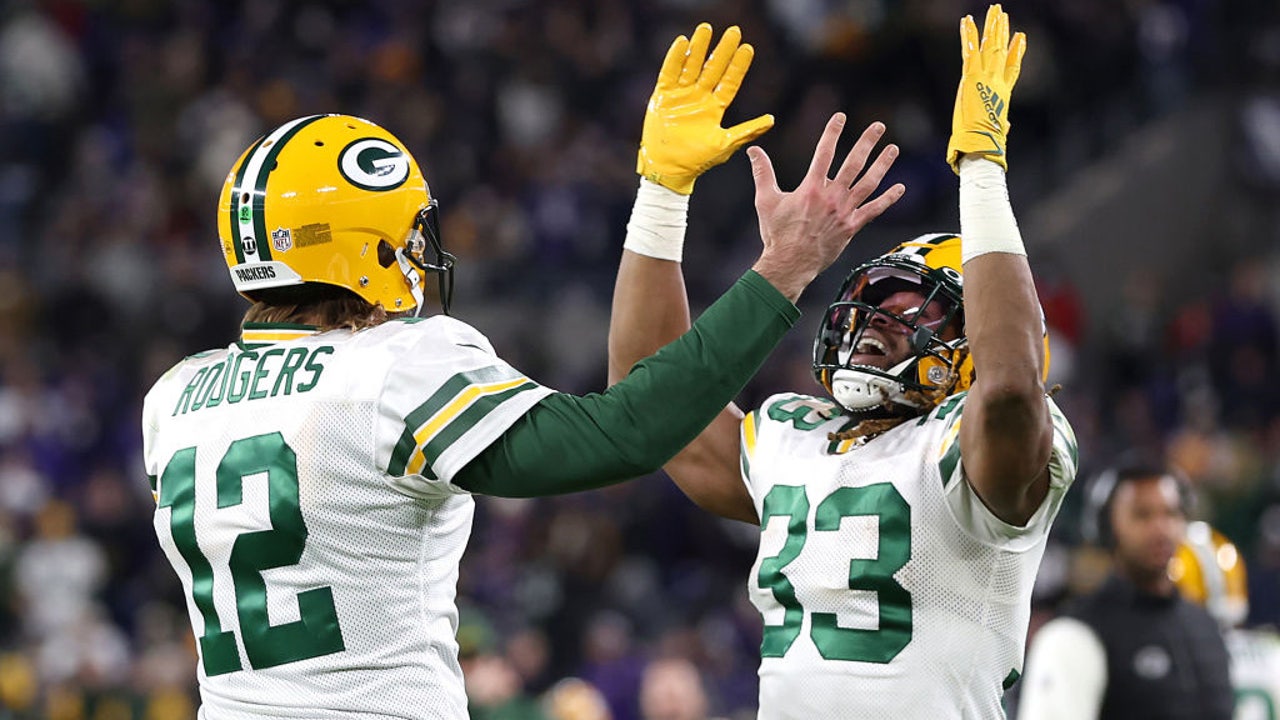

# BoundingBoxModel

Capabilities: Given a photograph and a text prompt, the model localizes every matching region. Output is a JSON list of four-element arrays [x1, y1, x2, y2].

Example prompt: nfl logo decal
[[272, 227, 293, 253]]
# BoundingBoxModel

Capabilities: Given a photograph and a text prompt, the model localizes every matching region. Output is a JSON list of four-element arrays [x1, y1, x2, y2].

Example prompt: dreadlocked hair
[[828, 417, 909, 443], [242, 283, 392, 331], [827, 345, 973, 444]]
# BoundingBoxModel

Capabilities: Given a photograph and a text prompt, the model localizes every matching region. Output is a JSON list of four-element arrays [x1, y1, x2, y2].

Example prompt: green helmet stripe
[[233, 114, 327, 265], [228, 134, 268, 265], [249, 115, 326, 262]]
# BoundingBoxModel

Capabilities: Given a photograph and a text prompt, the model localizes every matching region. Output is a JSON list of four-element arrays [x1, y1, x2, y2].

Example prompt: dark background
[[1, 0, 1278, 718]]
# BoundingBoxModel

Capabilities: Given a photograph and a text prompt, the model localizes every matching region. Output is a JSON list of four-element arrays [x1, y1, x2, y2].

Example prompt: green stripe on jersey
[[939, 436, 962, 487], [1049, 403, 1079, 466], [386, 365, 525, 475], [418, 381, 541, 469]]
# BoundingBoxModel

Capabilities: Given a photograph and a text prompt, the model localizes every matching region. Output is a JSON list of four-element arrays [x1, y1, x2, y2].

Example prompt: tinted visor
[[814, 267, 961, 375]]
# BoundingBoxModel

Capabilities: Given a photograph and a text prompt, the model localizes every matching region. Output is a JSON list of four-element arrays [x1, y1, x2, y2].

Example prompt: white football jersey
[[141, 319, 554, 719], [1228, 628, 1280, 720], [741, 392, 1077, 720]]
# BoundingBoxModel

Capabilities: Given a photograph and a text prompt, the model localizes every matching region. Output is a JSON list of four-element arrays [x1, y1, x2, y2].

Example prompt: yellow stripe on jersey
[[742, 410, 758, 461], [938, 416, 963, 459], [740, 410, 760, 480], [241, 328, 318, 343], [405, 376, 534, 476]]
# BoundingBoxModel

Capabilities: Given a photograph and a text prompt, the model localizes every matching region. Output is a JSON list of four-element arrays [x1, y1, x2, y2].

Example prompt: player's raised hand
[[749, 113, 906, 302], [945, 4, 1026, 173], [636, 23, 775, 195]]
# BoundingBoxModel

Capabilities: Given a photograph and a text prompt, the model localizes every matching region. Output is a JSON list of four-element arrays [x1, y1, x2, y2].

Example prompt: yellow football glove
[[945, 4, 1026, 173], [637, 23, 775, 195]]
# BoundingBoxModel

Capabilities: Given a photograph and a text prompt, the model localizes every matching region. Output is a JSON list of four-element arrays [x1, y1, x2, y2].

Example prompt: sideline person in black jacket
[[1017, 459, 1233, 720]]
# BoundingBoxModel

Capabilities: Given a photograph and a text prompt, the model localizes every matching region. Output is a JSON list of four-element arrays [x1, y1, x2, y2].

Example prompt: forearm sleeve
[[454, 271, 798, 497]]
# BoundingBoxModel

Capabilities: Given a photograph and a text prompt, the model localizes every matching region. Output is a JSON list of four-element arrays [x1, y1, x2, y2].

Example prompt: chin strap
[[394, 247, 426, 317]]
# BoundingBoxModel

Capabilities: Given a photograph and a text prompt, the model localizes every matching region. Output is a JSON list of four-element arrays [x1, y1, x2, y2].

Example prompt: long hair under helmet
[[218, 114, 455, 315]]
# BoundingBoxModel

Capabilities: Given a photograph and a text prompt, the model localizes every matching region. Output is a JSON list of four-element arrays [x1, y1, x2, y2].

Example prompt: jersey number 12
[[158, 432, 345, 676]]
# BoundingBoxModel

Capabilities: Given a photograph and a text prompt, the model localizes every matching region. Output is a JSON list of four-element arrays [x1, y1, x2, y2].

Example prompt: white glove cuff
[[959, 156, 1025, 263], [623, 178, 689, 262]]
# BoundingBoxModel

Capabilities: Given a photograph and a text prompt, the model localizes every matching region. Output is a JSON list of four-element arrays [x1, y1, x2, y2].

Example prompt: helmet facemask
[[814, 255, 967, 417], [383, 198, 455, 316]]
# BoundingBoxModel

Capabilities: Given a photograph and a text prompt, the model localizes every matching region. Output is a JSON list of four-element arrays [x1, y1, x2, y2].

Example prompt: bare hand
[[749, 114, 906, 302]]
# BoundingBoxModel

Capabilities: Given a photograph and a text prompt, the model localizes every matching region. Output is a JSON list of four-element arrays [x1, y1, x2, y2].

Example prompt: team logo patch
[[1133, 645, 1172, 679], [272, 227, 293, 253], [339, 138, 410, 191]]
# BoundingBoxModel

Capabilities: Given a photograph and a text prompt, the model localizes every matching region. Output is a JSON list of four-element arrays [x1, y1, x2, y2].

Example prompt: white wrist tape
[[623, 178, 689, 261], [959, 156, 1026, 264]]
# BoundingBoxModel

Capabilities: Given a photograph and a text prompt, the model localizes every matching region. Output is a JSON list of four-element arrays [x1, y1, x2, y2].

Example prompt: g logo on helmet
[[339, 138, 411, 191]]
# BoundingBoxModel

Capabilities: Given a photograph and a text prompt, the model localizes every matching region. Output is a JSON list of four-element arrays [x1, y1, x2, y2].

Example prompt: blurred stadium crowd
[[1, 0, 1278, 718]]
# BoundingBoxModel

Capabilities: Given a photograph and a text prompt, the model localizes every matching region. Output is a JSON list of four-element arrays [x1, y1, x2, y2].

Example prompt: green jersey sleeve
[[455, 270, 800, 497]]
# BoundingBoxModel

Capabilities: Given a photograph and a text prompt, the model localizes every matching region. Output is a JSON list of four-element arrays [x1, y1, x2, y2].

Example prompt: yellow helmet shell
[[886, 235, 976, 395], [1169, 521, 1248, 627], [218, 114, 431, 311]]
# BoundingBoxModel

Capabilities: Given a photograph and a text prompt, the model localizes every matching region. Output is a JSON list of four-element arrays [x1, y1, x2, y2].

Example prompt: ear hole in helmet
[[377, 239, 397, 269]]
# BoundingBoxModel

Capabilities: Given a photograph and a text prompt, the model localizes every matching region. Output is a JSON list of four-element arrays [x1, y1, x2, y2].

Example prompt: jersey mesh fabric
[[743, 392, 1076, 720], [143, 318, 553, 719]]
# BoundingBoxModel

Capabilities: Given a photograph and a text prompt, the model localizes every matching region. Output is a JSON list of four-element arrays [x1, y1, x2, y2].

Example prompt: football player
[[608, 7, 1077, 718], [141, 25, 905, 720]]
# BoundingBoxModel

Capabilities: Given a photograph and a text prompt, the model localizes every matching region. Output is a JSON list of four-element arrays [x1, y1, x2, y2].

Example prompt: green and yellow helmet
[[1169, 521, 1249, 628], [218, 114, 454, 314], [813, 233, 1050, 415], [814, 234, 968, 415]]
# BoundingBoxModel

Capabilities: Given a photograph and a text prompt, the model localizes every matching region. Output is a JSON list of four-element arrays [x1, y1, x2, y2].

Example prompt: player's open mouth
[[855, 338, 888, 356], [849, 337, 893, 368]]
